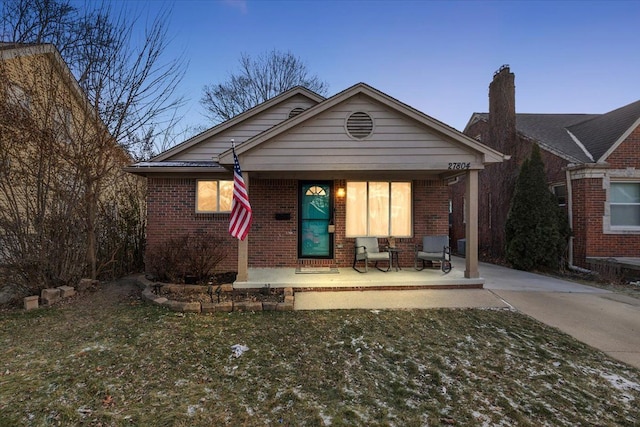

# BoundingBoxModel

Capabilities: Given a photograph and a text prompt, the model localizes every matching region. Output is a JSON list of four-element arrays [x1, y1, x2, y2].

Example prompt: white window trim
[[196, 179, 233, 213], [603, 170, 640, 234]]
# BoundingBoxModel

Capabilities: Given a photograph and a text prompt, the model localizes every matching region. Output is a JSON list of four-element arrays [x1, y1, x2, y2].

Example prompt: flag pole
[[229, 139, 251, 281]]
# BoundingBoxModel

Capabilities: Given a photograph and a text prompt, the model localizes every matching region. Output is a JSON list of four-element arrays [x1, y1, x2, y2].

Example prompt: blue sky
[[134, 0, 640, 135]]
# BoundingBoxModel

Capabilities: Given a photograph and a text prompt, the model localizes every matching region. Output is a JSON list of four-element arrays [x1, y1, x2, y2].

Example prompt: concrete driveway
[[480, 261, 640, 370]]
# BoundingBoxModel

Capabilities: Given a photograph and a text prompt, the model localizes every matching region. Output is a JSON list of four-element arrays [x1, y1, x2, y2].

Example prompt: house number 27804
[[448, 162, 471, 170]]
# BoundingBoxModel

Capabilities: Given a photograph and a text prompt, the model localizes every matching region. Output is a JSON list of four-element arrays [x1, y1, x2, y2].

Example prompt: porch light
[[336, 187, 346, 198]]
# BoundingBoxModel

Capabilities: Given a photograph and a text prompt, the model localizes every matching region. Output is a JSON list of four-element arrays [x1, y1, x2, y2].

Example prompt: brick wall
[[453, 121, 640, 268], [571, 176, 640, 265], [571, 126, 640, 266], [246, 179, 298, 267], [452, 119, 570, 260], [606, 126, 640, 168], [336, 179, 449, 268], [146, 177, 238, 273], [146, 177, 450, 271], [249, 178, 450, 268], [570, 178, 599, 266]]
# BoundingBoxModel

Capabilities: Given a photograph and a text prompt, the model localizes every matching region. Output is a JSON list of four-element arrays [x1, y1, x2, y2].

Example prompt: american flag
[[229, 148, 252, 240]]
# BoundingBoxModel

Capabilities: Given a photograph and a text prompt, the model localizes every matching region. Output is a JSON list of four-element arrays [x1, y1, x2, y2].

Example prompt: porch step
[[292, 283, 483, 292]]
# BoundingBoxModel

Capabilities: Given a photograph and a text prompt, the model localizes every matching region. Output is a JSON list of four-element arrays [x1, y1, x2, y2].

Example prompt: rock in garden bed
[[158, 284, 284, 305], [139, 274, 294, 313]]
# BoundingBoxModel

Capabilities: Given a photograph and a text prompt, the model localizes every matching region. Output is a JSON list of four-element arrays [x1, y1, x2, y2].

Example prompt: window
[[6, 83, 30, 111], [551, 184, 567, 207], [53, 107, 72, 143], [196, 180, 233, 213], [610, 182, 640, 227], [346, 181, 411, 237]]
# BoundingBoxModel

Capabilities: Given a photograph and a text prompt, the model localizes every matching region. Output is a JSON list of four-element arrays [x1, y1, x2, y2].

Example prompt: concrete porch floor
[[233, 256, 483, 290]]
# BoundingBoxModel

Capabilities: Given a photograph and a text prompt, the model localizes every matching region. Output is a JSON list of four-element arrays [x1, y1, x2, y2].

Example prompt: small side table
[[388, 248, 402, 271]]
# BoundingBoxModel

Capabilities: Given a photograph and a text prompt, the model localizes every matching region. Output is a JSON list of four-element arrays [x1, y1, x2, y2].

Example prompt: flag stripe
[[229, 149, 252, 240]]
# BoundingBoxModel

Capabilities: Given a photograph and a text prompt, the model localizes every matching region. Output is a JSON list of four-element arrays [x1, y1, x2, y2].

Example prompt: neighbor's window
[[346, 181, 411, 237], [196, 180, 233, 213], [610, 182, 640, 227], [6, 83, 30, 110], [551, 184, 567, 207], [53, 107, 72, 144]]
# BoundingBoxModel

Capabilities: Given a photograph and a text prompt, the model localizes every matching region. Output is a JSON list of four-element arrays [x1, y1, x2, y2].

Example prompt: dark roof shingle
[[472, 99, 640, 163], [568, 99, 640, 161]]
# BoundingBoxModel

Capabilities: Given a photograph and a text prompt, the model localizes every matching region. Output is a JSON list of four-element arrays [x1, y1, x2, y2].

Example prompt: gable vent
[[289, 107, 305, 118], [346, 112, 373, 139]]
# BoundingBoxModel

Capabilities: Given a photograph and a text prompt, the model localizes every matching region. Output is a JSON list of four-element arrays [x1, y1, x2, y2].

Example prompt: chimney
[[488, 65, 516, 152]]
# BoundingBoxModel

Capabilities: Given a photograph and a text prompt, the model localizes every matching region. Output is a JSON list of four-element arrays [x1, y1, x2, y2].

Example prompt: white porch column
[[464, 169, 479, 278], [236, 172, 249, 282]]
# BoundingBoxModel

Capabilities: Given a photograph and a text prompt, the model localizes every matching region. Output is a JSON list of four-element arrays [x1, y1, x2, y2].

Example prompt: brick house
[[450, 66, 640, 273], [126, 83, 507, 284]]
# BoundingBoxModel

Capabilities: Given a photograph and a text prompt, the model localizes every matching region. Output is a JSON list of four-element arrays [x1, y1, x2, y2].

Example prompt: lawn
[[1, 281, 639, 426]]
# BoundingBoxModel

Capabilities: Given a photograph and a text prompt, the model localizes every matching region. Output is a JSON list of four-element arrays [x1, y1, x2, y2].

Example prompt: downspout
[[565, 167, 592, 274]]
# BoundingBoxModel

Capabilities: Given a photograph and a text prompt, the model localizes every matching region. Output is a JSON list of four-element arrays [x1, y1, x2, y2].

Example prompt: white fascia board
[[565, 129, 594, 162]]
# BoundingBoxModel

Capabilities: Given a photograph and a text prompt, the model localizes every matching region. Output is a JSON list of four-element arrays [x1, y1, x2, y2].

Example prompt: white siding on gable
[[169, 94, 318, 161], [242, 94, 482, 171]]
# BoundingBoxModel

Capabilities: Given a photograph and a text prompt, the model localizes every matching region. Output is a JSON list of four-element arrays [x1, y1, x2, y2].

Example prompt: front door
[[299, 181, 333, 258]]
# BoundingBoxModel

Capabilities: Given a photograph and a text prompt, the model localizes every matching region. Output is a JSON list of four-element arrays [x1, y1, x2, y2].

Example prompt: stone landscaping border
[[23, 282, 89, 310], [136, 275, 294, 313]]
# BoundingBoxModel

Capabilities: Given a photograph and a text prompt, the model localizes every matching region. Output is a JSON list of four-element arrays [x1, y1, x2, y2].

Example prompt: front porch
[[234, 256, 483, 290]]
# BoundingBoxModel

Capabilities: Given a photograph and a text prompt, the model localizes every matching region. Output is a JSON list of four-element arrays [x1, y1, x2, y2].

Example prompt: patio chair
[[353, 237, 391, 273], [414, 235, 452, 273]]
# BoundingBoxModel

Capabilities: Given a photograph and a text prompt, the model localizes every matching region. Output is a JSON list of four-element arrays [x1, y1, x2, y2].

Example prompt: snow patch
[[186, 404, 203, 417], [600, 372, 640, 402]]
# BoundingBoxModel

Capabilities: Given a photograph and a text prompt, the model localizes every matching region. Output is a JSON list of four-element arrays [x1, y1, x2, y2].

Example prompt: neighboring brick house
[[126, 83, 508, 285], [450, 66, 640, 273]]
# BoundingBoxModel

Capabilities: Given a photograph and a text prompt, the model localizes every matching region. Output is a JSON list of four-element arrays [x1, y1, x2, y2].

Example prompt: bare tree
[[0, 53, 90, 290], [201, 50, 328, 123], [0, 0, 186, 292]]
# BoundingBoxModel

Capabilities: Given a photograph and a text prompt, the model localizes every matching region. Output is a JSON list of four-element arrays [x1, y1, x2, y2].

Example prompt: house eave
[[123, 161, 229, 176]]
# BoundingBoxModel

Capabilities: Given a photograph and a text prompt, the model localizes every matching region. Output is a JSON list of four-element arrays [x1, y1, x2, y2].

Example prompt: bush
[[505, 145, 571, 271], [145, 232, 226, 284]]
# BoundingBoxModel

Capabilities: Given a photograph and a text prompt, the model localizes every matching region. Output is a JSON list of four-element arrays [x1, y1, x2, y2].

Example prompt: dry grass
[[1, 280, 639, 426]]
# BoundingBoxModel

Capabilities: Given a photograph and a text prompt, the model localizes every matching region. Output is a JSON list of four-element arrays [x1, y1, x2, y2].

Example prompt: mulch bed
[[158, 285, 283, 304]]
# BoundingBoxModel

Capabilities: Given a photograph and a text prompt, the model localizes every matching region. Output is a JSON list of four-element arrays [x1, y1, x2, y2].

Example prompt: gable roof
[[152, 86, 325, 162], [567, 99, 640, 162], [0, 43, 99, 122], [467, 99, 640, 164], [218, 82, 507, 167], [127, 82, 507, 177]]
